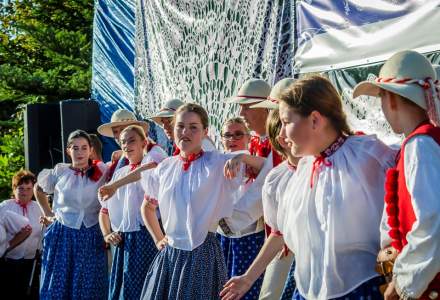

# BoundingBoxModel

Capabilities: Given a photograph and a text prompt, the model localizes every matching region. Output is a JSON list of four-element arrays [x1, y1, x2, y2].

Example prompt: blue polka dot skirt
[[109, 226, 158, 300], [140, 232, 228, 300], [280, 258, 296, 300], [40, 221, 108, 300], [293, 276, 385, 300], [218, 230, 266, 300]]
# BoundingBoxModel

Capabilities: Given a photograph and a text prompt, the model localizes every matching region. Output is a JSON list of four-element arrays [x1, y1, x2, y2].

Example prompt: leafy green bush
[[0, 120, 24, 200]]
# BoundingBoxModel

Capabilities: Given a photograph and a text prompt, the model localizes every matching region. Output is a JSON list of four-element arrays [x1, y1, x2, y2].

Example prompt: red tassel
[[386, 204, 398, 215], [391, 240, 403, 252], [384, 192, 397, 203], [388, 229, 401, 239], [387, 216, 400, 228], [90, 160, 103, 182]]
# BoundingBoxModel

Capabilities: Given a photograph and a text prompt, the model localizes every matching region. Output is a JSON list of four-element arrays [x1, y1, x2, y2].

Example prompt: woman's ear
[[310, 111, 322, 130], [66, 147, 72, 158], [203, 128, 208, 136]]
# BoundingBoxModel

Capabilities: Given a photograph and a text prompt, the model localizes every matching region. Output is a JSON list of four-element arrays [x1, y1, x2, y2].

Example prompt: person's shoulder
[[405, 134, 440, 159], [0, 199, 14, 209]]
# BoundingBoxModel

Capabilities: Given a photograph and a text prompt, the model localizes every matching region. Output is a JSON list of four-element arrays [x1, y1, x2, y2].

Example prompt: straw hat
[[227, 78, 271, 105], [251, 78, 296, 109], [150, 99, 184, 125], [97, 109, 149, 138], [353, 50, 437, 110]]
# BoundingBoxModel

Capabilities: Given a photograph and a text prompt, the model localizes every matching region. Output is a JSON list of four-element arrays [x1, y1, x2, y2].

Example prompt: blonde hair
[[174, 103, 209, 129], [266, 109, 286, 158], [279, 75, 353, 136], [120, 125, 147, 141], [221, 117, 250, 135]]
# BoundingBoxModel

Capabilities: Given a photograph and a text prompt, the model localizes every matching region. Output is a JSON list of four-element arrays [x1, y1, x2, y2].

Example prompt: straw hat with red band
[[150, 99, 184, 125], [251, 78, 296, 109], [353, 50, 440, 126], [226, 78, 271, 105], [97, 109, 149, 138]]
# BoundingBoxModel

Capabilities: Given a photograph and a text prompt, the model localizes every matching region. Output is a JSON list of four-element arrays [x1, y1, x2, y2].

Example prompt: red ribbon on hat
[[180, 150, 204, 171], [376, 76, 440, 126], [236, 95, 268, 100], [267, 96, 279, 103]]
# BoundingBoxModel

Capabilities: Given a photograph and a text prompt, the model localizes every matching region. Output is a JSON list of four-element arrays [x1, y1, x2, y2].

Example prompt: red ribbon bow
[[14, 199, 29, 216], [310, 156, 332, 188], [310, 135, 347, 188], [180, 150, 204, 171], [71, 160, 103, 182], [249, 136, 271, 158], [173, 144, 181, 156], [129, 162, 141, 171]]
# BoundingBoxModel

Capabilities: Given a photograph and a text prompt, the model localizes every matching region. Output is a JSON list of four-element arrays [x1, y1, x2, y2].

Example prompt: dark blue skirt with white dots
[[140, 232, 227, 300], [40, 221, 108, 300], [292, 276, 385, 300], [109, 226, 158, 300]]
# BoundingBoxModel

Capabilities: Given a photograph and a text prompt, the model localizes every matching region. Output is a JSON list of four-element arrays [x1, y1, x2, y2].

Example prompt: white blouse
[[278, 135, 396, 299], [262, 161, 296, 233], [380, 135, 440, 298], [0, 209, 30, 257], [102, 149, 168, 232], [0, 200, 42, 259], [38, 162, 109, 229], [140, 151, 242, 250], [223, 151, 274, 237]]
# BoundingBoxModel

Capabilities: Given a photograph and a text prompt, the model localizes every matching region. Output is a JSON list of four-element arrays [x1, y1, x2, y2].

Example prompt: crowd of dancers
[[0, 50, 439, 300]]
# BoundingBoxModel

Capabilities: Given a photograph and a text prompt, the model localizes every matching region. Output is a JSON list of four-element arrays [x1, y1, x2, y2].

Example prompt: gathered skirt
[[109, 226, 158, 300], [140, 232, 227, 300], [218, 230, 266, 300], [40, 221, 108, 300], [293, 276, 384, 300]]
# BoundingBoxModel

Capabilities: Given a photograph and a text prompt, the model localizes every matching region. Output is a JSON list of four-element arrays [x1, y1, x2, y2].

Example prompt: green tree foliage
[[0, 0, 94, 198]]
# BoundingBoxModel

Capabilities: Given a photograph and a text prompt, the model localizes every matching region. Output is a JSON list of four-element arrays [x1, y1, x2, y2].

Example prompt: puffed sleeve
[[142, 146, 168, 165], [37, 163, 68, 194], [140, 163, 161, 207], [262, 167, 282, 233], [3, 210, 30, 235]]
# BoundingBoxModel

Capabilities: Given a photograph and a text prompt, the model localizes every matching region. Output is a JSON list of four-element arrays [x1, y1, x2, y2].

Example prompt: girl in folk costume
[[99, 125, 167, 300], [217, 117, 267, 300], [277, 76, 396, 300], [0, 170, 42, 299], [220, 108, 299, 300], [34, 130, 109, 299], [99, 103, 265, 300], [354, 50, 440, 300]]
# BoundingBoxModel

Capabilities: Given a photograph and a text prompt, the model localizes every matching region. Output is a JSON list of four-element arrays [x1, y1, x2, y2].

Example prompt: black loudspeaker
[[24, 100, 102, 174], [24, 103, 63, 175], [59, 99, 101, 162]]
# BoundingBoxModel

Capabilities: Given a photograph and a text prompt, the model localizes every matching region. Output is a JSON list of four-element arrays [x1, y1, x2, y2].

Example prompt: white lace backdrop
[[135, 0, 295, 147], [134, 0, 440, 146]]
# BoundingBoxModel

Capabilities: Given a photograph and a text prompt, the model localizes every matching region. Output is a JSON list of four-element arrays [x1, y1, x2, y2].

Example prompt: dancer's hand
[[99, 184, 116, 201], [111, 150, 123, 163], [156, 236, 168, 251], [224, 154, 244, 179], [220, 274, 253, 300], [384, 281, 399, 300], [40, 215, 56, 226], [104, 232, 122, 246]]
